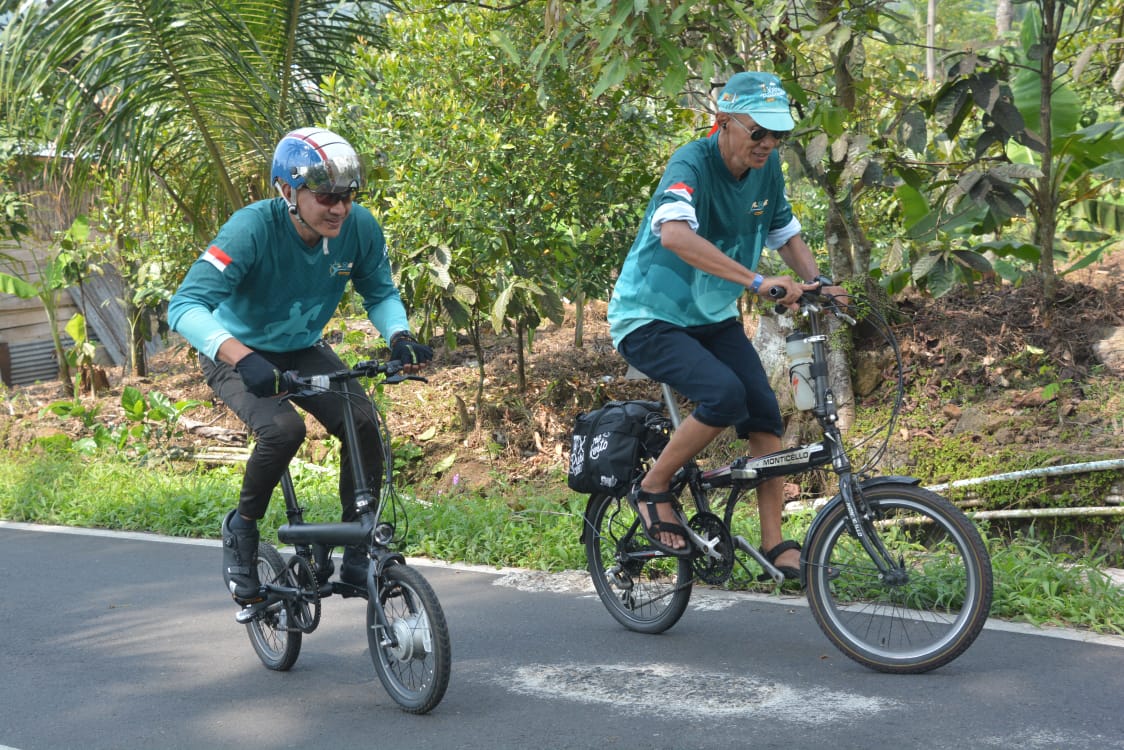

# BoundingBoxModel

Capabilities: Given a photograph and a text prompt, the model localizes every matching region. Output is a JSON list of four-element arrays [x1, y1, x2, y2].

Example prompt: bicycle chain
[[286, 554, 322, 633]]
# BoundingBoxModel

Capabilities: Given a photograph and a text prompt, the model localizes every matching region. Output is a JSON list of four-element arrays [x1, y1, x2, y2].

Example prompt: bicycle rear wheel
[[245, 543, 302, 671], [804, 482, 992, 673], [584, 493, 692, 634], [367, 564, 451, 714]]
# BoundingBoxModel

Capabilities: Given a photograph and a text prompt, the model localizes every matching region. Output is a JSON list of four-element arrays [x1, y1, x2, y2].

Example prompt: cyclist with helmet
[[169, 127, 433, 606]]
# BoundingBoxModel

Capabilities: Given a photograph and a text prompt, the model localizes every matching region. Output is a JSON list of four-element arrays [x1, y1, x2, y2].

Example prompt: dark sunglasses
[[309, 189, 356, 206], [727, 117, 790, 142]]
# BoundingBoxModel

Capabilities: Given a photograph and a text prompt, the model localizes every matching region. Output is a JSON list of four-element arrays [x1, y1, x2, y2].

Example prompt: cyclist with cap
[[607, 72, 846, 575], [169, 127, 433, 606]]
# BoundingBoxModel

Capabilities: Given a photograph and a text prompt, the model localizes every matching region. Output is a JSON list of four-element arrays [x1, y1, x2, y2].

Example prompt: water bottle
[[785, 333, 815, 410]]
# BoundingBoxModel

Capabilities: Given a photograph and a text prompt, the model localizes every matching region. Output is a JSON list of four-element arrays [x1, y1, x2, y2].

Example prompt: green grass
[[1, 447, 1122, 637]]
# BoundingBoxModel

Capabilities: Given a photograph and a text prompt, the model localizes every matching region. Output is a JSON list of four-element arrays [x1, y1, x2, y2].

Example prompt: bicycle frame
[[656, 292, 915, 585], [245, 362, 413, 628]]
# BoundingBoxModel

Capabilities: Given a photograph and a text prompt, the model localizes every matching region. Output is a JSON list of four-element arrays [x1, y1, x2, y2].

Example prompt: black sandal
[[757, 539, 802, 581], [626, 483, 694, 558]]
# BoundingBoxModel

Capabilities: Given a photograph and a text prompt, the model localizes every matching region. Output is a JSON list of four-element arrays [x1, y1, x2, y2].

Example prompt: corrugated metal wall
[[5, 336, 74, 386]]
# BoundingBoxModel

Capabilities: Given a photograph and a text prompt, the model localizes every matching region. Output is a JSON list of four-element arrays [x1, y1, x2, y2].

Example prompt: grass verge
[[0, 447, 1121, 637]]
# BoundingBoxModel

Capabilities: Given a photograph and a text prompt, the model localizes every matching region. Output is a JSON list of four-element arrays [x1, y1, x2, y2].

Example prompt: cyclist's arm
[[348, 209, 411, 342], [215, 338, 254, 367], [775, 234, 819, 282], [776, 235, 849, 303], [661, 221, 803, 305]]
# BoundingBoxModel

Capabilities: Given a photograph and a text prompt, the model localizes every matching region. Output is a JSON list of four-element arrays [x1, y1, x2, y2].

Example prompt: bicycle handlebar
[[283, 359, 428, 397], [767, 285, 856, 325]]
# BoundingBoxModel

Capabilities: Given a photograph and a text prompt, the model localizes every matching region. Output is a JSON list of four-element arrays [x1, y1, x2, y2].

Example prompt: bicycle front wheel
[[584, 493, 692, 634], [245, 542, 302, 671], [805, 482, 992, 674], [367, 564, 451, 714]]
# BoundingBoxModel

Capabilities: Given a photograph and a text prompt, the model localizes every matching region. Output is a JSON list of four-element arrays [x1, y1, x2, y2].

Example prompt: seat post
[[661, 382, 682, 429], [625, 362, 682, 429]]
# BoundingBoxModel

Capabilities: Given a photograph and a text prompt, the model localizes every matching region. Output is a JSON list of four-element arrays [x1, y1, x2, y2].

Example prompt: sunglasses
[[309, 189, 356, 207], [727, 117, 790, 142]]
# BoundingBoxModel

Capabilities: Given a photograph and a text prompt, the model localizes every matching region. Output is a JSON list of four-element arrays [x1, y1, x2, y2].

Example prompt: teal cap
[[716, 72, 795, 131]]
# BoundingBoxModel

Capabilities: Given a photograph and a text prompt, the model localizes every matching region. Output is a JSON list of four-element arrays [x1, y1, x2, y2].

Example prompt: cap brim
[[751, 111, 795, 131]]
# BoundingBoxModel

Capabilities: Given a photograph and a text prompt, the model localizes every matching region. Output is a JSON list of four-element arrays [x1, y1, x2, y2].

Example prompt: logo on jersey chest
[[329, 262, 353, 278], [749, 198, 770, 217]]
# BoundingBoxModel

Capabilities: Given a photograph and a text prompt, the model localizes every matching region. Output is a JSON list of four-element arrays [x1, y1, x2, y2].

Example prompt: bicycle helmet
[[270, 127, 363, 195]]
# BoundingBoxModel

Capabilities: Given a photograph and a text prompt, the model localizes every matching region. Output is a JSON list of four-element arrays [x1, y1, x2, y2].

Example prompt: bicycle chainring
[[286, 554, 322, 633], [688, 512, 734, 585]]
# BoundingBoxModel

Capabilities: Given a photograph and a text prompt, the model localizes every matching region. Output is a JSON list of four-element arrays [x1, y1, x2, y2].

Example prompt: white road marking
[[508, 662, 896, 723]]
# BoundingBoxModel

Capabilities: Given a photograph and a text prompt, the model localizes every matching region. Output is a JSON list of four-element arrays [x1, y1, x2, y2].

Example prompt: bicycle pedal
[[234, 599, 270, 624]]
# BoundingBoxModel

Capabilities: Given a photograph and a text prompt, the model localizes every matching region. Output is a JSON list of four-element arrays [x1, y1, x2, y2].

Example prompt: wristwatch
[[806, 275, 834, 287]]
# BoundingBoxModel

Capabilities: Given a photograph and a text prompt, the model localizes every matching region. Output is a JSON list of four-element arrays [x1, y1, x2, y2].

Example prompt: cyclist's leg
[[617, 320, 747, 548], [287, 343, 383, 586], [702, 324, 797, 574], [287, 342, 384, 519], [201, 353, 306, 599]]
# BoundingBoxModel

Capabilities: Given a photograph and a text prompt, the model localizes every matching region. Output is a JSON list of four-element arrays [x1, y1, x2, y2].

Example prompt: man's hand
[[234, 352, 288, 397], [804, 276, 850, 307], [389, 332, 434, 373], [755, 275, 804, 310]]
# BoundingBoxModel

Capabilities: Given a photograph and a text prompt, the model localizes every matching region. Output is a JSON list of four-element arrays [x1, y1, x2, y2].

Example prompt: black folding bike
[[582, 289, 993, 674], [235, 359, 450, 713]]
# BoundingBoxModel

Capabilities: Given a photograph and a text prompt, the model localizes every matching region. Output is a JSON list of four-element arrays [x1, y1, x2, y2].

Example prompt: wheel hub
[[388, 613, 431, 662]]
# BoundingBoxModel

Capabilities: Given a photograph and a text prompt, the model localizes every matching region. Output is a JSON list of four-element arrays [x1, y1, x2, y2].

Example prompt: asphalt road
[[2, 521, 1122, 750]]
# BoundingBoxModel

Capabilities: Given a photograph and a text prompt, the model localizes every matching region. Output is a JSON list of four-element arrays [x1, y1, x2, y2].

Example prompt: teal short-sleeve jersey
[[607, 133, 794, 347], [168, 199, 409, 358]]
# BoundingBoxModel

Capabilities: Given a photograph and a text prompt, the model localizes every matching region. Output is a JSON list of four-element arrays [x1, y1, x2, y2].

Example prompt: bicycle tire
[[367, 564, 451, 714], [584, 493, 692, 634], [245, 542, 302, 671], [804, 482, 992, 674]]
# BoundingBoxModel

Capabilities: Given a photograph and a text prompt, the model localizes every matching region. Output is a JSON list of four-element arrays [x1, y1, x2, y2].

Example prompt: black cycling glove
[[234, 352, 290, 397], [389, 332, 434, 366]]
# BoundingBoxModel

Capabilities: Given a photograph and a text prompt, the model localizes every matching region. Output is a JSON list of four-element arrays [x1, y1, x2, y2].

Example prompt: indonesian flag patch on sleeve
[[665, 182, 694, 202], [202, 245, 232, 273]]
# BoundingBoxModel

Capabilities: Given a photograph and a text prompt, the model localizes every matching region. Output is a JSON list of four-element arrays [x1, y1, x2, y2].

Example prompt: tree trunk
[[470, 319, 485, 431], [995, 0, 1014, 35], [1036, 0, 1060, 304], [516, 319, 527, 392], [926, 0, 937, 82], [126, 299, 148, 377], [573, 288, 585, 348], [124, 249, 147, 377], [824, 207, 855, 280]]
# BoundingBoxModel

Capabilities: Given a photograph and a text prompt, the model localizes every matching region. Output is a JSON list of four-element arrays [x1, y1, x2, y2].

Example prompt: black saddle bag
[[567, 400, 670, 496]]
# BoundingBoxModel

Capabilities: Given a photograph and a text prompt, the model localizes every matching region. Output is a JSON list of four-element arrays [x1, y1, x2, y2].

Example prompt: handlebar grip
[[767, 285, 790, 314]]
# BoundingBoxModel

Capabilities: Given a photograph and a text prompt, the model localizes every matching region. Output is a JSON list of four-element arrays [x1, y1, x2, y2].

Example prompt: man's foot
[[339, 545, 368, 588], [627, 482, 692, 558], [757, 540, 802, 581], [221, 509, 262, 602]]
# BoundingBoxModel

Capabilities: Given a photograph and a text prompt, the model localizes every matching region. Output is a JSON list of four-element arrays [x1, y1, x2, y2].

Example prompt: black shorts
[[617, 318, 783, 438]]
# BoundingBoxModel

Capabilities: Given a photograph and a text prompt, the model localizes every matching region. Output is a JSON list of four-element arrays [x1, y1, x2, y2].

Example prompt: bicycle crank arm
[[684, 525, 723, 560], [733, 535, 786, 584]]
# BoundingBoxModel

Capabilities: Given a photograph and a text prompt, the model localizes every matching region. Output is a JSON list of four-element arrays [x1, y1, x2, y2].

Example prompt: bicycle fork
[[835, 470, 904, 583]]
